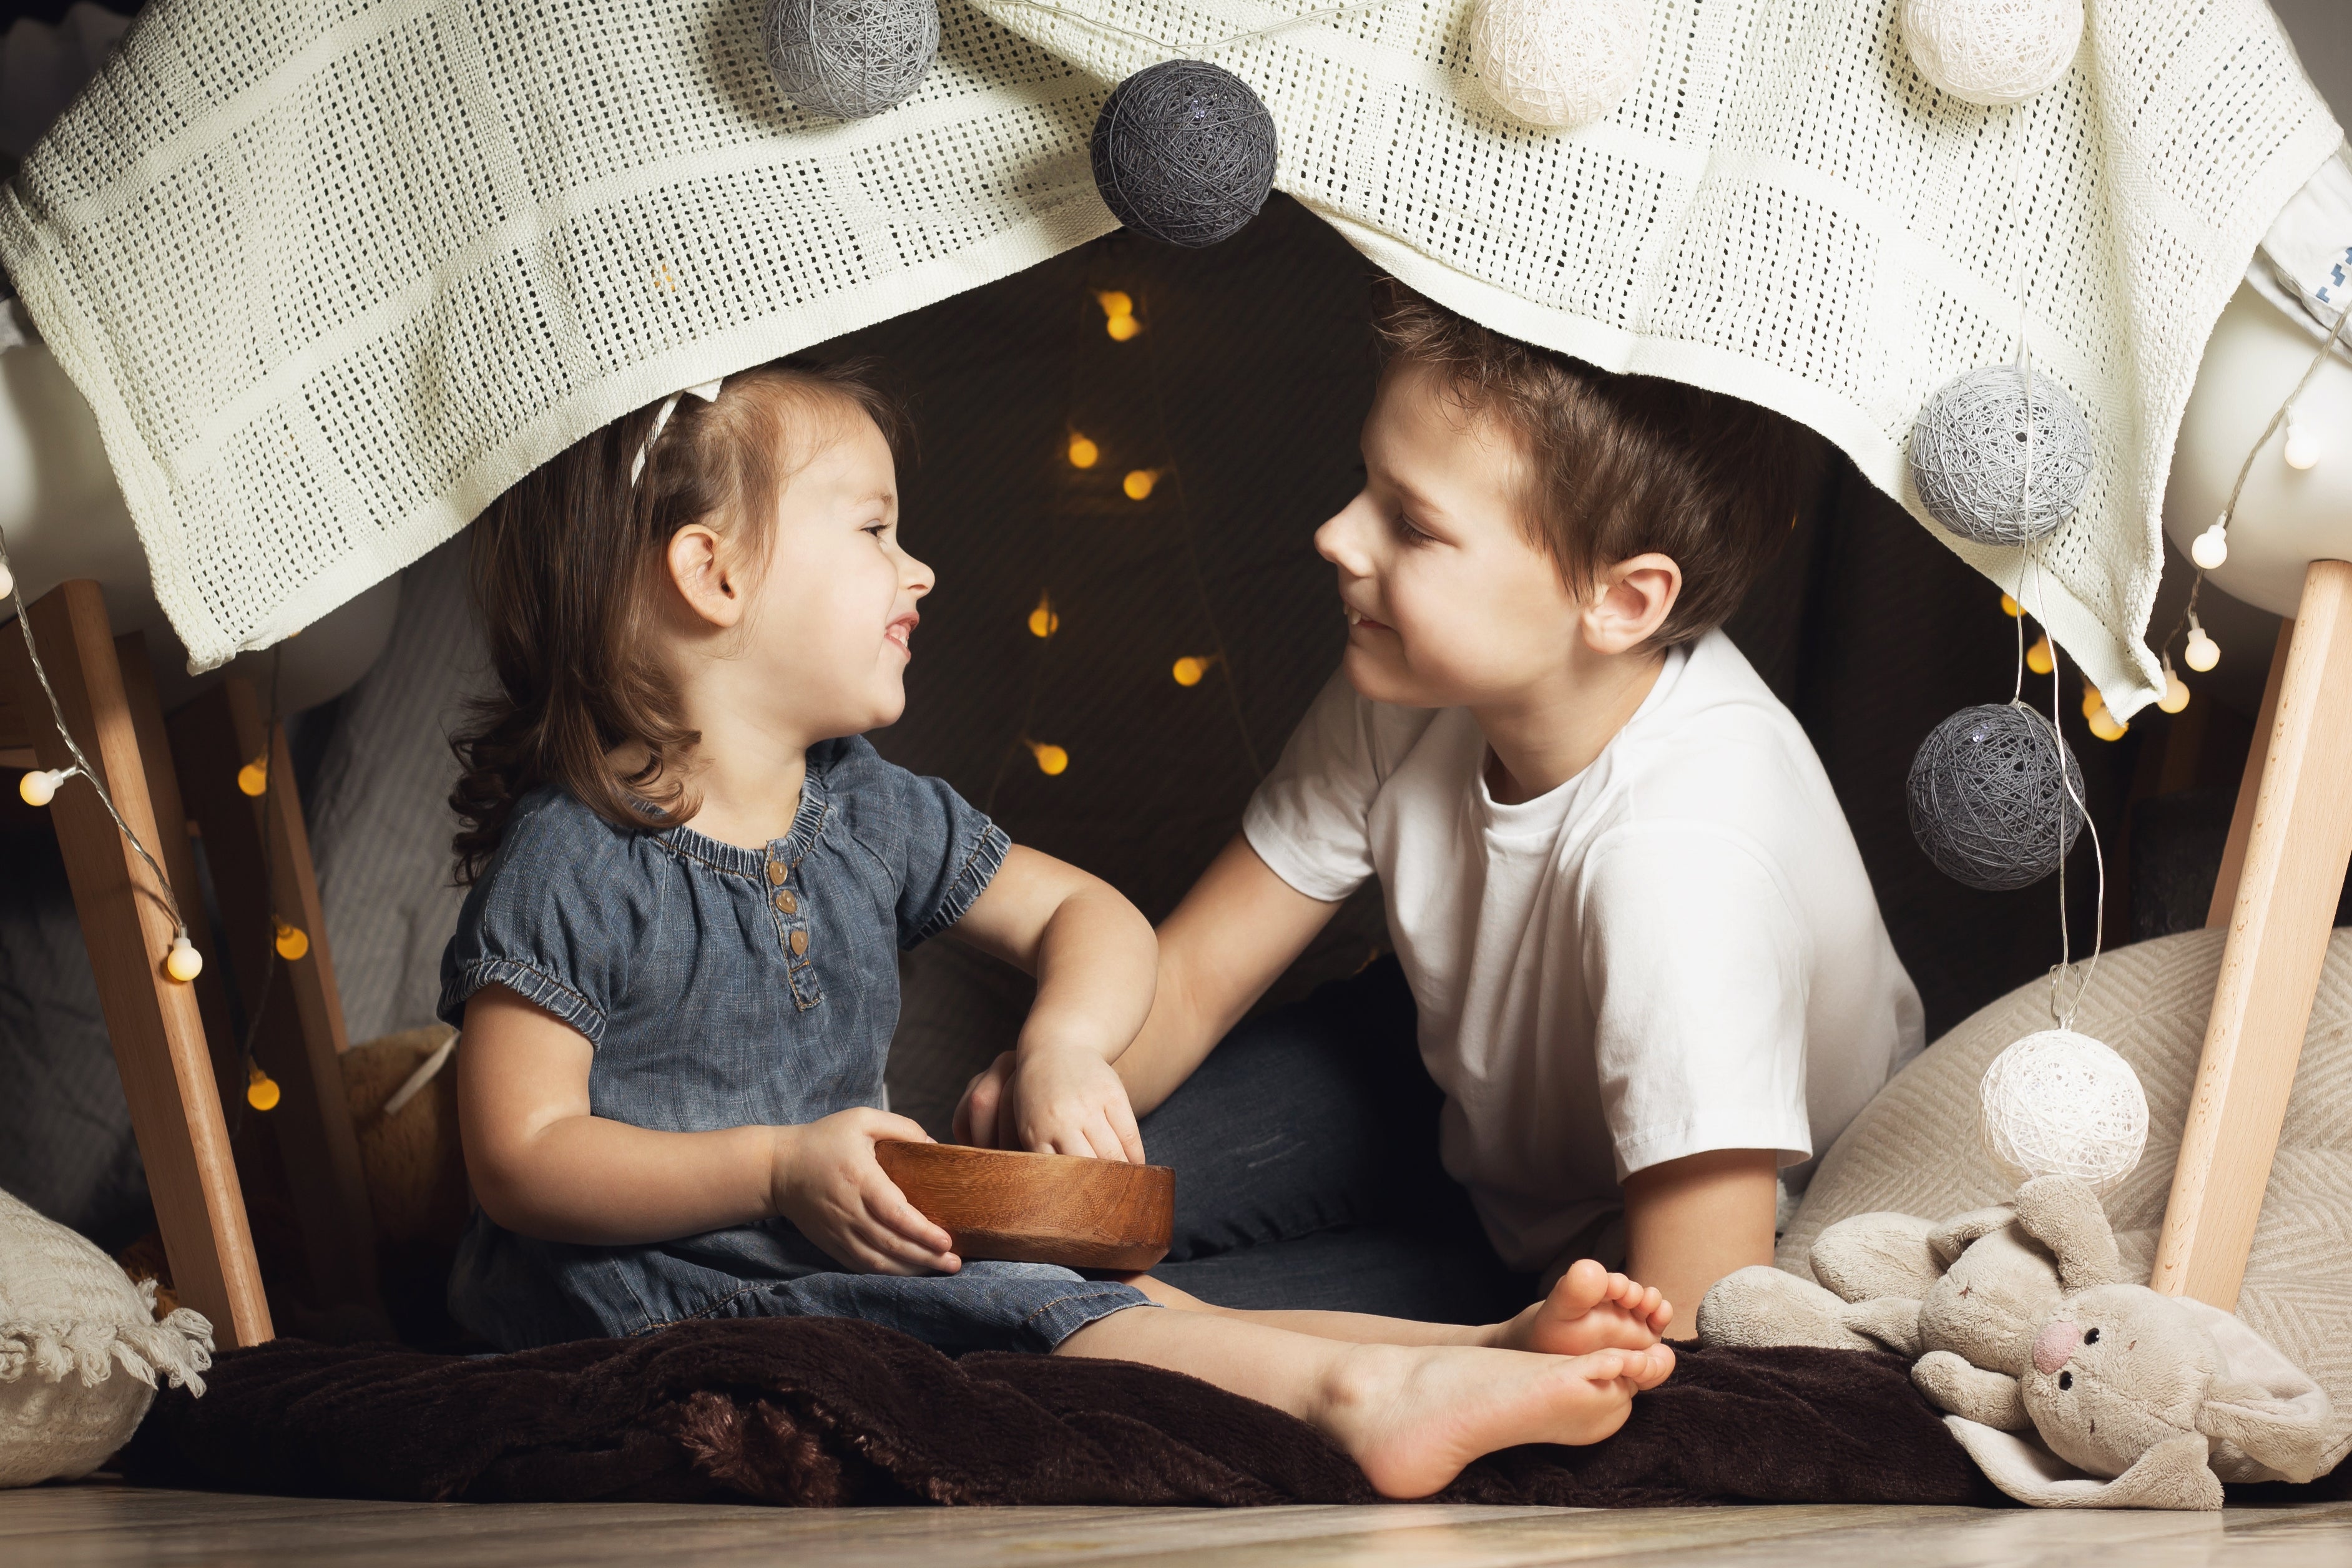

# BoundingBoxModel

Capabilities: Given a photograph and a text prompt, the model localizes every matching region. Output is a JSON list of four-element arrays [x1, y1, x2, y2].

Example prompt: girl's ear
[[1581, 551, 1681, 655], [667, 523, 746, 630]]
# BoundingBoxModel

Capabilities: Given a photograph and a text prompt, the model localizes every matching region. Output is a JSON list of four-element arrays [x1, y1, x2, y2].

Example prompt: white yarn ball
[[1900, 0, 2082, 108], [1469, 0, 1649, 131], [1978, 1028, 2149, 1196]]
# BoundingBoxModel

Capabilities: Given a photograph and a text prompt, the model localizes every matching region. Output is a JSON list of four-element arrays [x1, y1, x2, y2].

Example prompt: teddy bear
[[1698, 1175, 2352, 1507]]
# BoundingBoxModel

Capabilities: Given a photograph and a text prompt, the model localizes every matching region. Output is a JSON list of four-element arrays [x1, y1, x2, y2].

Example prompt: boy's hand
[[953, 1047, 1145, 1163], [769, 1109, 960, 1275]]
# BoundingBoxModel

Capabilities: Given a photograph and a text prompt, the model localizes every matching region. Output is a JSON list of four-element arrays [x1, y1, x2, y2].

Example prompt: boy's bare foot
[[1321, 1340, 1675, 1498], [1491, 1258, 1673, 1355]]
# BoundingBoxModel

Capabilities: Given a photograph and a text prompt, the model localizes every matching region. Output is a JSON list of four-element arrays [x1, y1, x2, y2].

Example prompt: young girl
[[439, 358, 1675, 1499]]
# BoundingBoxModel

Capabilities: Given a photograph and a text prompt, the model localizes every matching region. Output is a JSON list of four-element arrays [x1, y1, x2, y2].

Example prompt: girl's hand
[[976, 1047, 1147, 1163], [951, 1052, 1017, 1150], [769, 1109, 960, 1275]]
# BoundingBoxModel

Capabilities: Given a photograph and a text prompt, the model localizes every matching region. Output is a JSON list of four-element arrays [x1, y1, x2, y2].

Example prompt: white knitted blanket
[[0, 0, 2338, 711]]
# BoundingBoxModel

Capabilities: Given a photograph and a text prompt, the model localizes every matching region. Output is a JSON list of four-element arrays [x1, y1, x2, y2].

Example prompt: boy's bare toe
[[1327, 1343, 1657, 1499], [1497, 1259, 1664, 1356]]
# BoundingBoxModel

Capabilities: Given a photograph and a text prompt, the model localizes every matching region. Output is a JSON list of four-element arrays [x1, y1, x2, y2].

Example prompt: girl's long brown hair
[[450, 359, 904, 883]]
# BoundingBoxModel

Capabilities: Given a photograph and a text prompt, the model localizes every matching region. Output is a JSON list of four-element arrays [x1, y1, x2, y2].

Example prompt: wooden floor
[[8, 1485, 2352, 1566]]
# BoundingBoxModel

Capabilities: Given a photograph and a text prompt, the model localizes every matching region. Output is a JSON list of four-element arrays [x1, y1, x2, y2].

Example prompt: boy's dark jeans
[[1137, 957, 1535, 1325]]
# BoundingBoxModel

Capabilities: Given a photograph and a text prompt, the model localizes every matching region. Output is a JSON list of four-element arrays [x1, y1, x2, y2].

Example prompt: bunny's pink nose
[[2033, 1320, 2082, 1376]]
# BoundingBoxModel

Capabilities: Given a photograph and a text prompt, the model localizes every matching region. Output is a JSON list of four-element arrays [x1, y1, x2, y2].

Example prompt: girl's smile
[[885, 611, 919, 657]]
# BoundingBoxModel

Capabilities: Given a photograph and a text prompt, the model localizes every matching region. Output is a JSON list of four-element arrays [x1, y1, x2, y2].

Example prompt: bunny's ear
[[1944, 1421, 2223, 1509], [2010, 1177, 2124, 1289], [2196, 1383, 2352, 1486]]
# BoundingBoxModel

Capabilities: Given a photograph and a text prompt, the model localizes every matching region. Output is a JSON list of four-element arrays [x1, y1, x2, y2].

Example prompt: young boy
[[962, 285, 1924, 1330]]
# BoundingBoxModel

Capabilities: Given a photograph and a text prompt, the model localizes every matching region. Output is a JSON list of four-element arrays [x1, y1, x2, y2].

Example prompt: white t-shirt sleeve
[[1580, 825, 1815, 1180], [1242, 667, 1383, 903]]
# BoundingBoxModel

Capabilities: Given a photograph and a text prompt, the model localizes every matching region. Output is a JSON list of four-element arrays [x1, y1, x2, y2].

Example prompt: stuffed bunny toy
[[1699, 1175, 2352, 1507]]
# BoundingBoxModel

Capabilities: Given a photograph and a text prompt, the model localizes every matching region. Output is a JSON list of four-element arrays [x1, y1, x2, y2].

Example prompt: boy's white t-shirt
[[1243, 630, 1924, 1275]]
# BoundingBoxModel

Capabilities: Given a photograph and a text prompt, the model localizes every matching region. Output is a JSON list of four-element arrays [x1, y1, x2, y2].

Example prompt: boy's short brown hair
[[1373, 282, 1826, 648]]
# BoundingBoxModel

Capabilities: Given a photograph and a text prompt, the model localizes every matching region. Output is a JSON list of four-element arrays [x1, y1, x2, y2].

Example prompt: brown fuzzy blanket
[[122, 1318, 2002, 1506]]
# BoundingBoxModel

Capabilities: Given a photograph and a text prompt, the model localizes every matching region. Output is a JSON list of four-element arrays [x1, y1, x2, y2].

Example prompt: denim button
[[790, 929, 810, 956], [775, 889, 796, 914], [765, 860, 786, 884]]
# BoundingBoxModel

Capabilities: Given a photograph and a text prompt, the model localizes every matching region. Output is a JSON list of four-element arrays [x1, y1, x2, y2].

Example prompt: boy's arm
[[1120, 833, 1343, 1115], [944, 844, 1159, 1160], [1620, 1148, 1779, 1340], [458, 984, 956, 1272]]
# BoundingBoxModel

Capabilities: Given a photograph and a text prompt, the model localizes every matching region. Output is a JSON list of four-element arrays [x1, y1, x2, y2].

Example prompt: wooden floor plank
[[5, 1486, 2350, 1568]]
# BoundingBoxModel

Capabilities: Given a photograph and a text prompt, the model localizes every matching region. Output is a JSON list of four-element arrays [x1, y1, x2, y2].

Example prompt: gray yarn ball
[[1090, 61, 1278, 248], [763, 0, 939, 120], [1907, 702, 2086, 891], [1908, 364, 2094, 546]]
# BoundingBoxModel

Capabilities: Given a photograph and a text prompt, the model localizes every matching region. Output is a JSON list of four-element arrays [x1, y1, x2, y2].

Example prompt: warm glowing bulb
[[2283, 409, 2321, 471], [1123, 469, 1159, 501], [274, 921, 310, 961], [0, 561, 12, 600], [1027, 740, 1069, 777], [1095, 290, 1133, 319], [246, 1067, 280, 1112], [1027, 593, 1059, 639], [1066, 433, 1099, 469], [2080, 684, 2105, 720], [2158, 672, 2191, 713], [1105, 313, 1142, 341], [18, 768, 63, 807], [237, 757, 268, 796], [2087, 705, 2128, 742], [165, 935, 203, 982], [2000, 593, 2021, 618], [1172, 656, 1212, 687], [2185, 631, 2220, 672], [2191, 517, 2230, 571], [2026, 635, 2054, 675]]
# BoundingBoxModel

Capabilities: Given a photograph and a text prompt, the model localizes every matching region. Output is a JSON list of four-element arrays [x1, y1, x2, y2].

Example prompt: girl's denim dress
[[437, 737, 1153, 1353]]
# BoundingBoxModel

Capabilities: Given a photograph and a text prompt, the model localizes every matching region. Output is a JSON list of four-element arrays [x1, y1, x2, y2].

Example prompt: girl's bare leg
[[1056, 1305, 1674, 1499], [1127, 1258, 1672, 1353]]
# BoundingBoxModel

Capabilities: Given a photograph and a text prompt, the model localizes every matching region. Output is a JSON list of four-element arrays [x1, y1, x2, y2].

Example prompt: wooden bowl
[[875, 1141, 1173, 1272]]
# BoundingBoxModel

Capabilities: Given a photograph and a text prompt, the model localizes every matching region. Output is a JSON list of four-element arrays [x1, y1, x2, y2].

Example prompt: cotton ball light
[[1900, 0, 2082, 108], [1906, 702, 2084, 891], [763, 0, 939, 120], [2184, 627, 2220, 672], [1909, 365, 2094, 546], [1979, 1029, 2148, 1195], [2190, 516, 2230, 570], [1090, 61, 1278, 248], [1468, 0, 1649, 130]]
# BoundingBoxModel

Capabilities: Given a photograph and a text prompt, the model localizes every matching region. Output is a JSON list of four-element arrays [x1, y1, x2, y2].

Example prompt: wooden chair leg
[[2154, 559, 2352, 1308], [170, 679, 380, 1313], [0, 582, 272, 1346], [2207, 619, 2296, 928]]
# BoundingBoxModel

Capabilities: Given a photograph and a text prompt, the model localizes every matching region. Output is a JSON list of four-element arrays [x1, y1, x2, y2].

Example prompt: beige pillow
[[0, 1185, 212, 1487], [1781, 928, 2352, 1408]]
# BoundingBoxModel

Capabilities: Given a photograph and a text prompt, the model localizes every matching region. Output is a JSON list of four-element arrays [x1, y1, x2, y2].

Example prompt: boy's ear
[[1581, 552, 1681, 655], [667, 523, 747, 630]]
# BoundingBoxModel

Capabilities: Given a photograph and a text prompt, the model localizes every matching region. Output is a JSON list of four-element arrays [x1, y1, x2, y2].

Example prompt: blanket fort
[[0, 0, 2338, 710]]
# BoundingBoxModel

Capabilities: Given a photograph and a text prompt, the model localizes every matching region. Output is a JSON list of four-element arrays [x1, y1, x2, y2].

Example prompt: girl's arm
[[955, 833, 1341, 1149], [458, 984, 956, 1273], [1619, 1148, 1779, 1339], [944, 845, 1159, 1160]]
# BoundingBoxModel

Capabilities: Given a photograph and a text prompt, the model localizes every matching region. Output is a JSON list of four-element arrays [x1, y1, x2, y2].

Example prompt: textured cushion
[[1781, 928, 2352, 1408], [0, 1185, 212, 1487]]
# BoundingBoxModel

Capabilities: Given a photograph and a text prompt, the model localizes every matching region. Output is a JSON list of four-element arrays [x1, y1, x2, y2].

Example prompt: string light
[[245, 1066, 280, 1112], [18, 766, 74, 806], [2079, 682, 2104, 721], [0, 560, 11, 599], [2026, 633, 2054, 675], [2087, 706, 2127, 742], [1123, 469, 1160, 501], [1027, 592, 1060, 639], [2282, 405, 2321, 471], [1066, 432, 1100, 469], [1172, 654, 1220, 686], [2184, 608, 2220, 672], [1024, 738, 1069, 776], [1106, 313, 1142, 343], [2157, 656, 2191, 714], [2190, 514, 2229, 571], [237, 756, 268, 797], [2000, 592, 2022, 617], [165, 934, 205, 982], [273, 920, 310, 961], [1095, 290, 1141, 341]]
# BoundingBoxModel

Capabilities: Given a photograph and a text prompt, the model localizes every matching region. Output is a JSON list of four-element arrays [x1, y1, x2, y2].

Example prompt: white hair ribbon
[[630, 376, 726, 486]]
